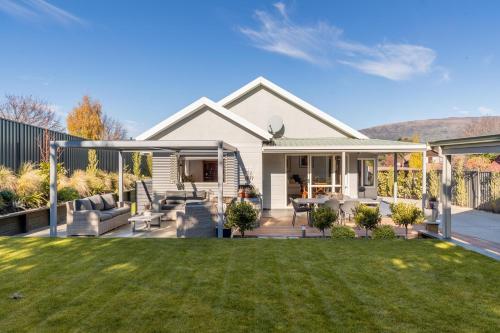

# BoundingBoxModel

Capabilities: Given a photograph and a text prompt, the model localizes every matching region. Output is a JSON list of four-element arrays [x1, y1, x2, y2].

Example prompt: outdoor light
[[301, 224, 306, 238]]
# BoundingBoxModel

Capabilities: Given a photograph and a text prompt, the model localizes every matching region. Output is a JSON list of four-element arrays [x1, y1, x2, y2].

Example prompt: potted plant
[[428, 195, 439, 209], [354, 204, 381, 238], [225, 201, 258, 238], [311, 206, 338, 238], [390, 202, 424, 239]]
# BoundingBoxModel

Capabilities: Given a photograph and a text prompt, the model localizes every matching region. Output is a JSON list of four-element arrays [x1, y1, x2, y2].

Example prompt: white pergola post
[[393, 153, 398, 203], [49, 142, 58, 237], [118, 151, 123, 202], [341, 152, 347, 195], [441, 154, 452, 239], [422, 150, 427, 212], [217, 141, 224, 238]]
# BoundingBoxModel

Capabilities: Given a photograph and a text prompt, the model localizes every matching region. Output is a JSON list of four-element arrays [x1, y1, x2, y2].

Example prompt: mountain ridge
[[359, 116, 500, 142]]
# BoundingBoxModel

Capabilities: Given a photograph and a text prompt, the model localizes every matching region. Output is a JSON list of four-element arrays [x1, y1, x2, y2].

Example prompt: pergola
[[430, 134, 500, 239], [48, 140, 238, 238]]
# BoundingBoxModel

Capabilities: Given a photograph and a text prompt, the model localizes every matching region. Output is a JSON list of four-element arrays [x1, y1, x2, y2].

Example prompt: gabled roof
[[218, 77, 369, 139], [136, 97, 272, 141]]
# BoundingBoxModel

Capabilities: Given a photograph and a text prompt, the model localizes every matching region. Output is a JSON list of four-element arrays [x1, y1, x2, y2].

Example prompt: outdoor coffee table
[[128, 212, 164, 232]]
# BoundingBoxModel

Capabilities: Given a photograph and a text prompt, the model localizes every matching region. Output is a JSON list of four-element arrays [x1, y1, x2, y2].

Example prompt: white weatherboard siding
[[150, 106, 264, 195], [262, 153, 287, 209], [225, 87, 348, 139]]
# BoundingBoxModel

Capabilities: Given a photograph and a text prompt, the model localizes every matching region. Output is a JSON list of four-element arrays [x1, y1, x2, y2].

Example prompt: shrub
[[0, 166, 17, 191], [16, 163, 45, 208], [331, 225, 356, 239], [39, 161, 68, 195], [354, 204, 381, 238], [69, 170, 91, 196], [146, 153, 153, 177], [311, 206, 338, 237], [372, 225, 396, 239], [122, 172, 138, 191], [428, 168, 440, 201], [58, 187, 80, 203], [97, 170, 114, 193], [390, 202, 424, 239], [0, 190, 17, 213], [132, 152, 142, 178], [86, 149, 99, 175], [226, 201, 258, 238]]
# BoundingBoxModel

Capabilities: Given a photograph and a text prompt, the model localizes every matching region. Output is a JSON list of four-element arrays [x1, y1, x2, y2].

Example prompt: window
[[180, 158, 223, 183], [357, 159, 375, 187]]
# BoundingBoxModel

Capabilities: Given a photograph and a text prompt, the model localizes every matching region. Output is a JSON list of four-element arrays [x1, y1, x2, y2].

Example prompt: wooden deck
[[232, 209, 424, 238]]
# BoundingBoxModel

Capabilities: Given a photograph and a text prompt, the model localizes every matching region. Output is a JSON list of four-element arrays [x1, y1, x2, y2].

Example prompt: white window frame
[[357, 158, 376, 188]]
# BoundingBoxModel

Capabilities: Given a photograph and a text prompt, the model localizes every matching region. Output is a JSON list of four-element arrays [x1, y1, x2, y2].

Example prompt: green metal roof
[[265, 137, 424, 147]]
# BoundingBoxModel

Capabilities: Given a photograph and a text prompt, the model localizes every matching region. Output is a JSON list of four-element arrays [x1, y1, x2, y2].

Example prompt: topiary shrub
[[390, 202, 424, 239], [58, 187, 80, 203], [312, 206, 338, 237], [354, 204, 381, 238], [372, 225, 396, 239], [226, 201, 258, 238], [331, 225, 356, 239]]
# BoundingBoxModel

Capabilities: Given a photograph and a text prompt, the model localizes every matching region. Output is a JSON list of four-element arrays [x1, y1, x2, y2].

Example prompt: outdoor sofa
[[155, 190, 216, 237], [156, 190, 209, 220], [66, 193, 130, 236]]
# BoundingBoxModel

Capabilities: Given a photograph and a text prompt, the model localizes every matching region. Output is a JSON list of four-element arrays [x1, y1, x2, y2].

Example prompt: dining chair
[[290, 197, 311, 227], [323, 198, 342, 224], [341, 200, 360, 222]]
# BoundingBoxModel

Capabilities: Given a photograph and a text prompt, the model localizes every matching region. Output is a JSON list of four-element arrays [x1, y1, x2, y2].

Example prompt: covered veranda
[[430, 134, 500, 241], [48, 140, 237, 238]]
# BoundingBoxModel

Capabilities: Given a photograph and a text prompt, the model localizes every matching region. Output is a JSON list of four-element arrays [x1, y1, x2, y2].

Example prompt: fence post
[[476, 170, 481, 208]]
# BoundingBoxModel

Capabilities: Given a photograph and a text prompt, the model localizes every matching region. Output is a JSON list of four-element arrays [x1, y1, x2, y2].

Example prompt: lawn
[[0, 237, 498, 332]]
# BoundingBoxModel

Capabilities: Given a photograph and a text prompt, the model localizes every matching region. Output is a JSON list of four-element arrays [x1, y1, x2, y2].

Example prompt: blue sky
[[0, 0, 499, 137]]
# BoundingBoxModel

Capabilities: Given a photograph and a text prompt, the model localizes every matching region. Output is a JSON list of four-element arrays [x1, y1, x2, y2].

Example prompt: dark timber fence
[[0, 118, 149, 175]]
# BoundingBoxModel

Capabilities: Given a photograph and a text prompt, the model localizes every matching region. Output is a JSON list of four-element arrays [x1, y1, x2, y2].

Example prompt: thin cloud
[[239, 2, 441, 81], [478, 106, 496, 116], [0, 0, 86, 26]]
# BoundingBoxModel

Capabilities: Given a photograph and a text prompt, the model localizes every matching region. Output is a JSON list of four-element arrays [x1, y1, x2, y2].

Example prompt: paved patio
[[21, 220, 179, 238]]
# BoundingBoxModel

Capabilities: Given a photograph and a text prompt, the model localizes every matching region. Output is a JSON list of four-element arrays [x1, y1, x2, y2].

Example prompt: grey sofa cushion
[[74, 198, 92, 211], [185, 191, 206, 200], [161, 203, 185, 211], [165, 191, 186, 201], [99, 211, 114, 221], [88, 195, 105, 211], [107, 206, 130, 218], [101, 193, 116, 210]]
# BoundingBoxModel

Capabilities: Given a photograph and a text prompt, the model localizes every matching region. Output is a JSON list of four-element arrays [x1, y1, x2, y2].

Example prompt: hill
[[360, 116, 500, 142]]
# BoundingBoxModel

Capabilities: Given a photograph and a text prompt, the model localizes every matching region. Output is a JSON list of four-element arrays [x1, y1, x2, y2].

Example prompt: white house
[[136, 77, 426, 210]]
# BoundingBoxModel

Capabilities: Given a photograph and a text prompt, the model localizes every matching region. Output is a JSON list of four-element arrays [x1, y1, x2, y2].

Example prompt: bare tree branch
[[101, 114, 128, 140], [0, 94, 63, 131]]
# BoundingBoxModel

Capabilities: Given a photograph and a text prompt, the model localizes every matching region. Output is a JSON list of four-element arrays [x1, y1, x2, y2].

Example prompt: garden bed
[[0, 190, 135, 236]]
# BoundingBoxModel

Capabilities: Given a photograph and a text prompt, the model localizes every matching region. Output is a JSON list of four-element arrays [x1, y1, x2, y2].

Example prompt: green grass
[[0, 238, 498, 332]]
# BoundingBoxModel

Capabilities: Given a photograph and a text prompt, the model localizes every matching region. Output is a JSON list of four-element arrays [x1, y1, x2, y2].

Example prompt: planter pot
[[215, 227, 232, 238]]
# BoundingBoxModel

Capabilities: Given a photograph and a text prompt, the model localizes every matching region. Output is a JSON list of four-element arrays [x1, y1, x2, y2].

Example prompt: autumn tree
[[66, 96, 103, 139], [0, 94, 63, 131]]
